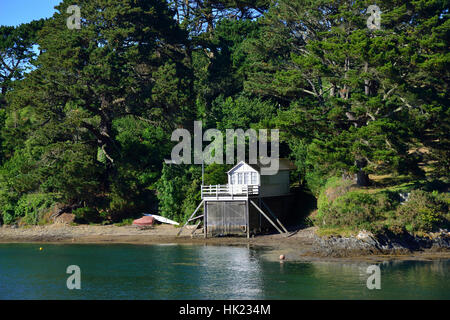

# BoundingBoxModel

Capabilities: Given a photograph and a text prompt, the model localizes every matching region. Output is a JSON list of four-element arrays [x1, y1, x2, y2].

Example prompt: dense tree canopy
[[242, 0, 449, 192], [0, 0, 448, 226]]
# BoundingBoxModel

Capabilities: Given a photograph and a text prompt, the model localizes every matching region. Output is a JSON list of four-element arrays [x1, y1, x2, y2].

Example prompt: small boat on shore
[[143, 213, 179, 226], [132, 215, 155, 227]]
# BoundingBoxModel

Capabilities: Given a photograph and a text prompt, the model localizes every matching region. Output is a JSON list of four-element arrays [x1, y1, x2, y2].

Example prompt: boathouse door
[[206, 201, 248, 237]]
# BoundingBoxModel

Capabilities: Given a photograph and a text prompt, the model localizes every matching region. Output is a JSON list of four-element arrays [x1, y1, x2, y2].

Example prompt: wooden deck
[[178, 184, 289, 238], [201, 184, 259, 200]]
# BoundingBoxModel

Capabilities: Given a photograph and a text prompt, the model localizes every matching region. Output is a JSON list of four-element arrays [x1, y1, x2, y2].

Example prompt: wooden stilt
[[261, 200, 289, 233], [204, 201, 207, 238], [246, 200, 250, 238], [249, 200, 284, 234], [177, 200, 204, 237], [188, 214, 204, 222], [258, 197, 262, 232], [190, 220, 201, 237]]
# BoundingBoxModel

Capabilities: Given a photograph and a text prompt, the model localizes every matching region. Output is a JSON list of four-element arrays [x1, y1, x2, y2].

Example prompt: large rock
[[54, 213, 75, 224], [356, 230, 373, 240], [312, 230, 450, 257]]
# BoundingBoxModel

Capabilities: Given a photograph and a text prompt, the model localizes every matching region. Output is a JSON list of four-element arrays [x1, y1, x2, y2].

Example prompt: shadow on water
[[0, 243, 448, 299]]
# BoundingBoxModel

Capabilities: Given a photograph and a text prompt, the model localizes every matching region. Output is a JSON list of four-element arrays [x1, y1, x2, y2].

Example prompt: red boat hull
[[132, 216, 155, 226]]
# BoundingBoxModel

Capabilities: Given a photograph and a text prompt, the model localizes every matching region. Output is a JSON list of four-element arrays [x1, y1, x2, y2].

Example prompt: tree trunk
[[356, 170, 370, 186], [355, 158, 371, 186], [98, 95, 116, 191], [364, 61, 370, 96]]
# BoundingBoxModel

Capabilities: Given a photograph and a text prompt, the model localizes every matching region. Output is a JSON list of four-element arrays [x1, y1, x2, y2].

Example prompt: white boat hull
[[143, 214, 179, 225]]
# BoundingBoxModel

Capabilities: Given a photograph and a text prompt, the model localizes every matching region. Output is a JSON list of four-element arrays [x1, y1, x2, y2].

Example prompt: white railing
[[201, 184, 259, 199]]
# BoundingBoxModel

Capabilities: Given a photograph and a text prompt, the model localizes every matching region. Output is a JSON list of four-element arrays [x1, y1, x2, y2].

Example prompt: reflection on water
[[0, 244, 448, 299], [260, 259, 450, 299], [196, 245, 263, 299]]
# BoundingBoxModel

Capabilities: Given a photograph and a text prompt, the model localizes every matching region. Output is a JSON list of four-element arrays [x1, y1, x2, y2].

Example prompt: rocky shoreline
[[312, 230, 450, 258]]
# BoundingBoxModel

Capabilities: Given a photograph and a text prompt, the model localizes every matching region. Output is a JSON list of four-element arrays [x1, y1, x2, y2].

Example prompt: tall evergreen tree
[[0, 20, 44, 108], [243, 0, 449, 192], [4, 0, 193, 215], [0, 20, 44, 165]]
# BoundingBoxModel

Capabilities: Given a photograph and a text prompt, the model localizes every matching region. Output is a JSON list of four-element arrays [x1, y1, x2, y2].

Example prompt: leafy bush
[[115, 218, 134, 226], [318, 191, 396, 232], [317, 176, 354, 214], [315, 176, 449, 235], [12, 193, 58, 225], [396, 190, 449, 233], [156, 163, 202, 223], [1, 203, 18, 225], [73, 207, 101, 224], [203, 163, 230, 185], [316, 177, 399, 233]]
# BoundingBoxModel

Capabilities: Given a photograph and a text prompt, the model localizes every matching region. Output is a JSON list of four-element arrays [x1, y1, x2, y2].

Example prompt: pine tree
[[243, 0, 449, 191], [5, 0, 193, 213]]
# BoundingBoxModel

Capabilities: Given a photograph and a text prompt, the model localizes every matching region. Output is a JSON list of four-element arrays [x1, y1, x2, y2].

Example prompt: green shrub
[[13, 193, 58, 225], [396, 190, 449, 233], [73, 207, 101, 224], [1, 203, 18, 225], [316, 180, 449, 235], [317, 176, 354, 216], [156, 163, 202, 223], [318, 191, 394, 231], [114, 218, 134, 226], [316, 177, 399, 233]]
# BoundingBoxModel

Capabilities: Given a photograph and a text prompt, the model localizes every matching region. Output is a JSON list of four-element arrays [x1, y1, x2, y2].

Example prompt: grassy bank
[[312, 175, 450, 237]]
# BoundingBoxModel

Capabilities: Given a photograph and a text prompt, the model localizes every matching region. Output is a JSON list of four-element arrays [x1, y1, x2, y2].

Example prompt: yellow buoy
[[39, 247, 43, 251]]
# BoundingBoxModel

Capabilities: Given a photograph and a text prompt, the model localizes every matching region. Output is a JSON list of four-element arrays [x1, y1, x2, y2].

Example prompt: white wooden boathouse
[[178, 159, 296, 238]]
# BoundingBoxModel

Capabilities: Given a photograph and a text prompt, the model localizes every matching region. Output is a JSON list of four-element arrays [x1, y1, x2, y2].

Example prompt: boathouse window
[[229, 164, 259, 185], [231, 171, 258, 185], [244, 172, 249, 184]]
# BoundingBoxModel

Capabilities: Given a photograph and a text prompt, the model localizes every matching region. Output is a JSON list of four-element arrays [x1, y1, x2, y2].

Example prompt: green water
[[0, 243, 448, 299]]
